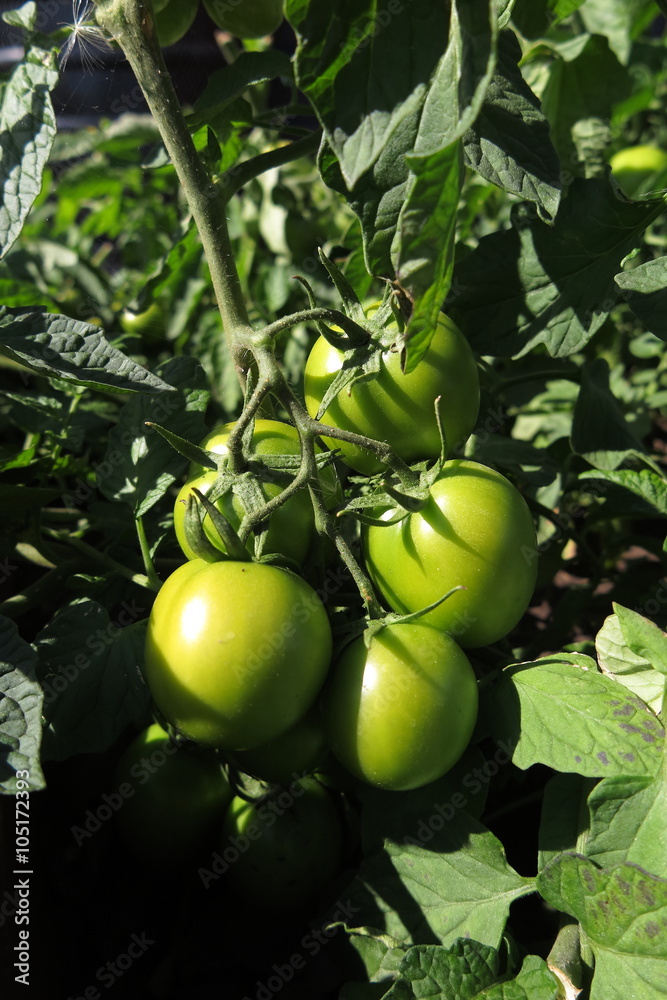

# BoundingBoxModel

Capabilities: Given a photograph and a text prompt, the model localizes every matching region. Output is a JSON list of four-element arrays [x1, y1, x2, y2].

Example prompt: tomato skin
[[154, 0, 198, 46], [144, 560, 333, 750], [323, 624, 478, 791], [203, 0, 284, 38], [113, 723, 233, 865], [119, 302, 164, 339], [220, 776, 343, 910], [303, 312, 480, 475], [227, 706, 329, 784], [362, 459, 537, 648]]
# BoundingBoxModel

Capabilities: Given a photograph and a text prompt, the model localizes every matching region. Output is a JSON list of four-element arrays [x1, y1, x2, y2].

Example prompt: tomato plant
[[144, 559, 333, 749], [304, 312, 480, 475], [220, 776, 343, 911], [202, 0, 284, 38], [362, 460, 538, 648], [323, 623, 478, 791], [154, 0, 199, 46], [113, 722, 232, 865], [610, 144, 667, 198], [119, 302, 165, 340]]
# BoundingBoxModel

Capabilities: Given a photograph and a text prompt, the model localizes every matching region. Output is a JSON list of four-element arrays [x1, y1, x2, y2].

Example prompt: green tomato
[[154, 0, 198, 46], [113, 722, 233, 865], [144, 559, 333, 750], [610, 144, 667, 198], [227, 706, 329, 784], [323, 623, 478, 791], [303, 312, 480, 475], [220, 776, 343, 910], [362, 459, 538, 648], [203, 0, 284, 38], [119, 302, 165, 339]]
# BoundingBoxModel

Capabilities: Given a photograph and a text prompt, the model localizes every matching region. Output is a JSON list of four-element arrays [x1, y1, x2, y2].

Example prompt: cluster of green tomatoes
[[152, 0, 284, 47], [115, 305, 538, 909]]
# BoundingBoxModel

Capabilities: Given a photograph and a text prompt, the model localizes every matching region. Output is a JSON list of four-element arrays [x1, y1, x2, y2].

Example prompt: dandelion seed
[[59, 0, 113, 72]]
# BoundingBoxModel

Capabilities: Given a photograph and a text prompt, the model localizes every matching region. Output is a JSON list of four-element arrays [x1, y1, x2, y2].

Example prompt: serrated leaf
[[34, 600, 151, 762], [486, 654, 665, 778], [0, 27, 59, 259], [537, 855, 667, 1000], [615, 257, 667, 341], [578, 468, 667, 522], [346, 806, 532, 949], [0, 309, 175, 394], [448, 178, 664, 358], [384, 939, 500, 999], [481, 954, 560, 999], [570, 358, 645, 470], [189, 50, 293, 134], [463, 31, 561, 221], [586, 769, 667, 879], [0, 615, 45, 793], [613, 604, 667, 678], [596, 610, 667, 714], [98, 356, 209, 517]]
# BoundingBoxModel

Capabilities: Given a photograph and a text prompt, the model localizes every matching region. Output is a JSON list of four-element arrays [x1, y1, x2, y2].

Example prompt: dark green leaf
[[98, 356, 210, 517], [578, 468, 667, 520], [189, 51, 293, 132], [0, 21, 59, 259], [0, 615, 44, 793], [571, 358, 646, 470], [0, 309, 176, 394], [384, 939, 500, 999], [449, 178, 664, 358], [615, 257, 667, 341], [463, 31, 561, 221], [34, 600, 151, 762]]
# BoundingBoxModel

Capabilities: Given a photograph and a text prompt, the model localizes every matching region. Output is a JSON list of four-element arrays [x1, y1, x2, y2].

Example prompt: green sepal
[[191, 488, 250, 562]]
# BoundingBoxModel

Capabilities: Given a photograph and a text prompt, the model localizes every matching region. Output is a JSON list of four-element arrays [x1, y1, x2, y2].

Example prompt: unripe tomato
[[323, 623, 478, 791], [610, 144, 667, 198], [177, 418, 339, 565], [144, 560, 333, 750], [362, 459, 538, 647], [119, 302, 165, 339], [304, 312, 480, 475], [220, 776, 343, 911], [227, 707, 329, 784], [154, 0, 198, 46], [113, 722, 233, 865], [203, 0, 284, 38]]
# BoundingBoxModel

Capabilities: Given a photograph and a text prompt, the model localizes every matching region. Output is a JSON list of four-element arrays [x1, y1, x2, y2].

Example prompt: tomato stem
[[93, 0, 254, 388]]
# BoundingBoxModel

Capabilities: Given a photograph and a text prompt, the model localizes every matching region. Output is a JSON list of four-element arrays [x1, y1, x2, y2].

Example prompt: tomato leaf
[[97, 356, 209, 517], [463, 30, 562, 222], [448, 178, 665, 358], [615, 256, 667, 342], [537, 772, 595, 871], [0, 7, 59, 260], [578, 468, 667, 521], [486, 655, 665, 778], [34, 600, 151, 762], [0, 309, 176, 394], [0, 615, 45, 793], [596, 608, 667, 715], [570, 358, 646, 470], [537, 855, 667, 1000], [586, 770, 667, 879]]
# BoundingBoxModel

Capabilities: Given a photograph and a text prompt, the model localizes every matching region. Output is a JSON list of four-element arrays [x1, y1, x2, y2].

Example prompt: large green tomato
[[203, 0, 284, 38], [610, 144, 667, 198], [220, 776, 343, 910], [227, 706, 329, 784], [113, 722, 233, 865], [177, 419, 339, 565], [154, 0, 198, 46], [362, 459, 538, 648], [303, 312, 480, 475], [144, 560, 332, 749], [323, 623, 478, 791]]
